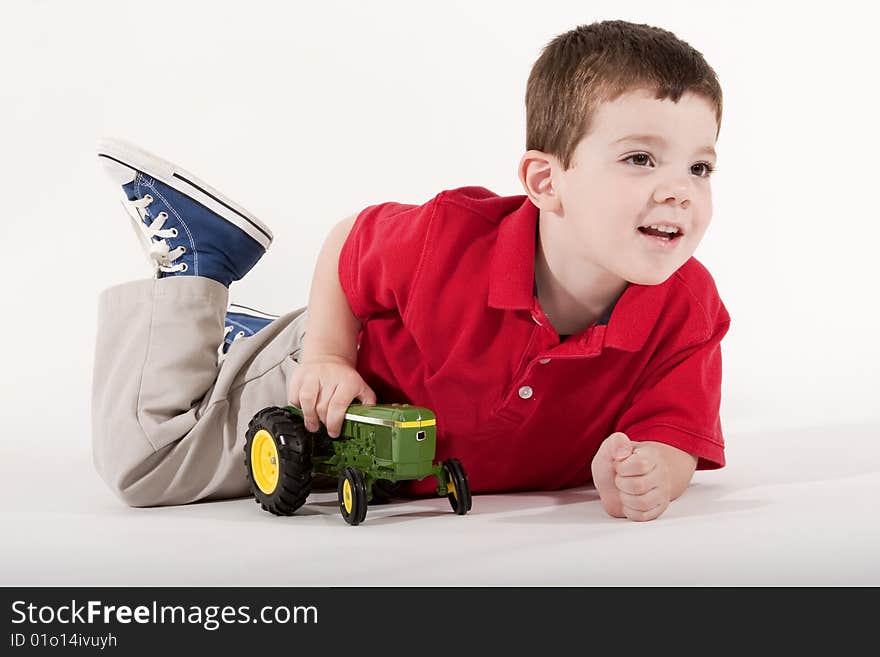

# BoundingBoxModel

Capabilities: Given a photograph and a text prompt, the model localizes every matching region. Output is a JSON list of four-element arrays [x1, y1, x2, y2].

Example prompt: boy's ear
[[518, 150, 562, 213]]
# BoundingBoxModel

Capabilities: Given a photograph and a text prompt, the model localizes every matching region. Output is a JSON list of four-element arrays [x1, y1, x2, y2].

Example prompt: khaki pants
[[91, 276, 308, 507]]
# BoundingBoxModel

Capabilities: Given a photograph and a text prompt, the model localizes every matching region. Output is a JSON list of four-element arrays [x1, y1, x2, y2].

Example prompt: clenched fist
[[590, 432, 677, 522]]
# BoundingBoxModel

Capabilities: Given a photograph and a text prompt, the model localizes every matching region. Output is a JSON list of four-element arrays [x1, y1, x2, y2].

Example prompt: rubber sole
[[97, 137, 273, 250]]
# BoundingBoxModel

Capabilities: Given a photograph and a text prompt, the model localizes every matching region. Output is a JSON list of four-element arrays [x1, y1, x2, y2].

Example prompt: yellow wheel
[[443, 458, 472, 515], [244, 406, 312, 516], [251, 430, 279, 494], [342, 478, 353, 514], [338, 467, 368, 525]]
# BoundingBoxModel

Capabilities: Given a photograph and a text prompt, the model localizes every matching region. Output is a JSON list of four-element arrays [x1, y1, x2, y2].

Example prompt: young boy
[[92, 19, 729, 522]]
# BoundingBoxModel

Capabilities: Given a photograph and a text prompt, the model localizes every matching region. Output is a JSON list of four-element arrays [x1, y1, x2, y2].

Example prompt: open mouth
[[637, 226, 683, 242]]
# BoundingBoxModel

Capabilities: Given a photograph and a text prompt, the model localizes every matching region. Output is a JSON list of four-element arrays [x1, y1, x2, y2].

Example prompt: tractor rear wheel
[[244, 406, 312, 516]]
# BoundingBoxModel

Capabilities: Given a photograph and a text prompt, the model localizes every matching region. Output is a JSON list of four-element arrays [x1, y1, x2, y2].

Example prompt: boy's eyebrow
[[614, 134, 717, 158]]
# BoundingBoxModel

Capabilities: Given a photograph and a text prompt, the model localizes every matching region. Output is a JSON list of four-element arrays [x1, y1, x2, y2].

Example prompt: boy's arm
[[300, 214, 361, 366], [289, 214, 380, 437], [292, 197, 435, 434]]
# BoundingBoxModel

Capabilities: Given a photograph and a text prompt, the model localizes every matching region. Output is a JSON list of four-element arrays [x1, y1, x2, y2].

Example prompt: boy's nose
[[652, 179, 691, 206]]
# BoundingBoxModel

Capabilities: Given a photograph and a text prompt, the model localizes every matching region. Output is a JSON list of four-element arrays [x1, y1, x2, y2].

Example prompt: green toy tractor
[[243, 403, 472, 525]]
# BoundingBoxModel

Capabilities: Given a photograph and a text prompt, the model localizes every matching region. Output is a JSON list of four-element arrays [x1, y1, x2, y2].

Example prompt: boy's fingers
[[618, 488, 664, 512], [614, 472, 657, 496], [614, 454, 655, 477], [325, 386, 355, 438], [315, 382, 339, 430], [602, 432, 633, 461], [286, 369, 304, 406], [356, 385, 377, 405], [326, 378, 370, 437], [298, 378, 320, 432], [622, 500, 666, 522], [289, 369, 376, 436]]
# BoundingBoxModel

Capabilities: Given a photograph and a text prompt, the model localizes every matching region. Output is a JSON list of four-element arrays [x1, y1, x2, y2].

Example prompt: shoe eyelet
[[180, 263, 188, 272], [170, 228, 178, 237], [158, 212, 168, 220], [236, 331, 245, 339], [144, 194, 153, 203], [179, 246, 186, 254]]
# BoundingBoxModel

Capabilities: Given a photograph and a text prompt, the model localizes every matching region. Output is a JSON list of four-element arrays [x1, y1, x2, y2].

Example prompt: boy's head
[[519, 20, 723, 286]]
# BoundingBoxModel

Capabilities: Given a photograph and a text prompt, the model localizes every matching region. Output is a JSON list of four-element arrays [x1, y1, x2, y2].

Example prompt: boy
[[92, 20, 730, 522]]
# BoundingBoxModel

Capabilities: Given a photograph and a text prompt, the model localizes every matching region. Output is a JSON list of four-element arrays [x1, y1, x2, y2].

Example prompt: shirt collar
[[487, 195, 667, 352]]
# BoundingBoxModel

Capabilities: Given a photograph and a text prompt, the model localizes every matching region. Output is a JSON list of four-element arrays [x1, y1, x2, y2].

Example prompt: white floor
[[2, 422, 877, 586]]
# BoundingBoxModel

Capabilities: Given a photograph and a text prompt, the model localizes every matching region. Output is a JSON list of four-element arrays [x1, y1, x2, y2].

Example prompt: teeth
[[644, 224, 680, 234]]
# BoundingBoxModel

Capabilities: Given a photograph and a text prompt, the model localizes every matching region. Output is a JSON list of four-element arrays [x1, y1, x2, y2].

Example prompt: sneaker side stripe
[[172, 172, 273, 243], [228, 303, 280, 318], [97, 152, 136, 174], [227, 303, 280, 321]]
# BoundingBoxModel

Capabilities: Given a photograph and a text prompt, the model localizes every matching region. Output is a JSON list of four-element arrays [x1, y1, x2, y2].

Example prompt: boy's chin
[[625, 268, 678, 286]]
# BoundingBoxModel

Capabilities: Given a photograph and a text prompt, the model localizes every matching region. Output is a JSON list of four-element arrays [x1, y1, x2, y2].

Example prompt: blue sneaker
[[97, 137, 273, 288], [221, 303, 280, 357]]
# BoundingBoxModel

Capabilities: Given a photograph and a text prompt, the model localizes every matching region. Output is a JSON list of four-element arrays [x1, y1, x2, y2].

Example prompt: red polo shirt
[[339, 186, 731, 495]]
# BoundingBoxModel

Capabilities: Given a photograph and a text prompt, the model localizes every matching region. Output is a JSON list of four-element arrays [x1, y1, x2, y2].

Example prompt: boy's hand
[[287, 355, 377, 438], [591, 432, 672, 522]]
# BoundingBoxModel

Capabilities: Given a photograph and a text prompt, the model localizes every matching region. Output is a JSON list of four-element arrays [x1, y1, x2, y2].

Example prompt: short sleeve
[[338, 194, 440, 322], [613, 317, 731, 470]]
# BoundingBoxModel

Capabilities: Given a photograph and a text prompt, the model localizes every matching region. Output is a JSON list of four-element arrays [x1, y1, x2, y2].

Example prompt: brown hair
[[525, 20, 723, 170]]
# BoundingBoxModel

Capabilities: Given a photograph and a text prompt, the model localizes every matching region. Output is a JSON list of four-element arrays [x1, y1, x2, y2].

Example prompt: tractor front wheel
[[338, 467, 368, 526], [443, 458, 472, 515]]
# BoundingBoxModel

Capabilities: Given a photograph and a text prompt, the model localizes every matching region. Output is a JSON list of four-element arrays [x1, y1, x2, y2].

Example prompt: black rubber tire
[[338, 467, 368, 526], [443, 458, 472, 515], [369, 479, 402, 505], [244, 406, 312, 516]]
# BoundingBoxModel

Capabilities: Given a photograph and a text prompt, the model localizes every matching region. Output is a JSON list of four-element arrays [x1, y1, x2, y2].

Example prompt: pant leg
[[91, 276, 307, 507]]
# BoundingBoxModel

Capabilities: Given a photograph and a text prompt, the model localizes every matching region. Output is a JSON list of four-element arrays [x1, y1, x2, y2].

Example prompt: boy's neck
[[534, 211, 629, 336]]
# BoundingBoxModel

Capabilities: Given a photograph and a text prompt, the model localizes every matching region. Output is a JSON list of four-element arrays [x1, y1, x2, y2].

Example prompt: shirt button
[[538, 358, 551, 364], [518, 386, 534, 399]]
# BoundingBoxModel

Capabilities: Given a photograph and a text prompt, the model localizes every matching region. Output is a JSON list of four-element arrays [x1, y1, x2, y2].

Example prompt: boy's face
[[552, 87, 719, 285]]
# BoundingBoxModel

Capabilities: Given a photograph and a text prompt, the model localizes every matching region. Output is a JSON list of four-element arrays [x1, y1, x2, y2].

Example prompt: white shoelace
[[223, 326, 247, 343], [218, 325, 247, 362], [122, 193, 188, 274]]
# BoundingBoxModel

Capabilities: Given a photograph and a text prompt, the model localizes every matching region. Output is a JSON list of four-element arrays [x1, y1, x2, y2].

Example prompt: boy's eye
[[691, 162, 716, 177], [626, 153, 652, 167], [624, 152, 715, 177]]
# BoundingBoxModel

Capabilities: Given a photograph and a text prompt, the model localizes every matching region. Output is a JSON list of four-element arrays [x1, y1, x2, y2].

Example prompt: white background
[[1, 1, 878, 585]]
